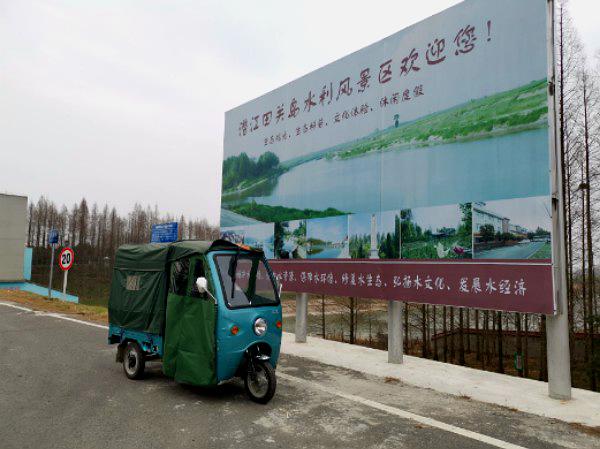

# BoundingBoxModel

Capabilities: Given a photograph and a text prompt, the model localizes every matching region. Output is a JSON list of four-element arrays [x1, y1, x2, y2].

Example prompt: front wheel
[[244, 360, 276, 404], [123, 341, 145, 380]]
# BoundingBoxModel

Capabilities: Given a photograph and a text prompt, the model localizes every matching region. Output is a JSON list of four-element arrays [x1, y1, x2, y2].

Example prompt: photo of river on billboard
[[220, 0, 555, 313]]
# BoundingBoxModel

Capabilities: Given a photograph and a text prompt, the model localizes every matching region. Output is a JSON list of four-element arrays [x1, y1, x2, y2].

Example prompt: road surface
[[1, 302, 598, 449], [220, 208, 261, 227], [475, 242, 547, 259]]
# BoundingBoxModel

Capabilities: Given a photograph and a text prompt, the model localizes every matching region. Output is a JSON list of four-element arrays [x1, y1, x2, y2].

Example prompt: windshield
[[214, 254, 279, 308]]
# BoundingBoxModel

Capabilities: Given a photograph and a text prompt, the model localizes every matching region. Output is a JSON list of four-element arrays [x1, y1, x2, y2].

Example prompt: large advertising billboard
[[220, 0, 555, 313]]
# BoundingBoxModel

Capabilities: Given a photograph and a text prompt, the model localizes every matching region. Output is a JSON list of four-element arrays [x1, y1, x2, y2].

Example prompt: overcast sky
[[2, 0, 598, 225]]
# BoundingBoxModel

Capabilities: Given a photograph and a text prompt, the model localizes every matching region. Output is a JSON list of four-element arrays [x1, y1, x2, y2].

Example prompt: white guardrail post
[[295, 292, 309, 343]]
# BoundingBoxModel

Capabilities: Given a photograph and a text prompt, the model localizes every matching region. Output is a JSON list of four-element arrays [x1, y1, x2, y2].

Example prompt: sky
[[476, 196, 552, 232], [307, 215, 348, 243], [410, 204, 464, 232], [2, 0, 598, 225]]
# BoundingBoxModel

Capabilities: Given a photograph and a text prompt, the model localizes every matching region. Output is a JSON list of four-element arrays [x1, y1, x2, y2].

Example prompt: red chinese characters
[[378, 59, 393, 84], [426, 38, 446, 65], [276, 104, 285, 123], [336, 77, 353, 100], [304, 91, 317, 112], [319, 83, 333, 106], [357, 68, 371, 93], [400, 48, 420, 77], [454, 24, 477, 55], [288, 98, 300, 118], [262, 111, 272, 127], [236, 19, 492, 139]]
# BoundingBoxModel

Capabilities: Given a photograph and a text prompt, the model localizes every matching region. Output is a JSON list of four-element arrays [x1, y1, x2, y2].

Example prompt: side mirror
[[196, 277, 208, 293]]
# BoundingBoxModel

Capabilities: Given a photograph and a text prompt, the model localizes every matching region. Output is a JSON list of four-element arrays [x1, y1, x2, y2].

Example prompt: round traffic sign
[[58, 247, 74, 271]]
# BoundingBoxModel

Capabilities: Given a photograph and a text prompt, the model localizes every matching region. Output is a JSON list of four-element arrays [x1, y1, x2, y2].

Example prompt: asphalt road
[[1, 302, 599, 449], [476, 242, 547, 259]]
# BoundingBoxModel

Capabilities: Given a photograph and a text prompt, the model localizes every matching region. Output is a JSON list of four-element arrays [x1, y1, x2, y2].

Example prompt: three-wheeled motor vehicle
[[107, 239, 282, 403]]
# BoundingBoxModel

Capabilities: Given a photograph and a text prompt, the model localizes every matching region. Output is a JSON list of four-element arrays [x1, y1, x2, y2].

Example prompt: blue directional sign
[[151, 222, 179, 243], [48, 229, 59, 245]]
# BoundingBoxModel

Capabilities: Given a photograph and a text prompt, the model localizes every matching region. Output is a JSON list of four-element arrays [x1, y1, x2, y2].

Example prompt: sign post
[[545, 0, 571, 401], [47, 230, 59, 299], [58, 247, 75, 300]]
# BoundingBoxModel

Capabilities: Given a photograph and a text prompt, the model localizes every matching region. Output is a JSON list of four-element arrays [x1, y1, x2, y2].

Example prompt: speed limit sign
[[58, 247, 74, 271]]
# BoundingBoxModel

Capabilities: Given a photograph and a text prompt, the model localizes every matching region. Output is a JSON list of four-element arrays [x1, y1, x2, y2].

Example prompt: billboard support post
[[545, 0, 572, 401], [295, 293, 308, 343], [388, 301, 404, 364]]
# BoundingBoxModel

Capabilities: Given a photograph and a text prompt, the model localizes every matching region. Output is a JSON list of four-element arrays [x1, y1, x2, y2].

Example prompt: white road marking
[[0, 301, 527, 448], [278, 372, 529, 449], [0, 303, 33, 313], [0, 302, 109, 330]]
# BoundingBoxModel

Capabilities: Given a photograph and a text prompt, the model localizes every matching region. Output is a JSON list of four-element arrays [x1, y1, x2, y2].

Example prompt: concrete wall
[[0, 194, 28, 282]]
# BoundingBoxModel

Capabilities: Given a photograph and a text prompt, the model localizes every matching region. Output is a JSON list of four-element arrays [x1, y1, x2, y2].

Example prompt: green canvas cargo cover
[[108, 239, 262, 334]]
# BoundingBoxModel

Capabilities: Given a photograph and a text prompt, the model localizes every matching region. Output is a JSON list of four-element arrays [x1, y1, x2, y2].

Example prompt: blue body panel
[[108, 324, 164, 357], [207, 251, 282, 382]]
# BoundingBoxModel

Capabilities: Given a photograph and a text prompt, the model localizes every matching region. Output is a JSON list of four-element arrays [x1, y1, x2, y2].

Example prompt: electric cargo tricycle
[[107, 240, 283, 403]]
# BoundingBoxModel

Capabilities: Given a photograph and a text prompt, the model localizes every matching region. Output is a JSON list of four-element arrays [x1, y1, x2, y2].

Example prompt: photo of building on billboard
[[473, 196, 552, 259], [348, 211, 400, 259], [401, 203, 472, 259], [220, 223, 275, 259], [274, 219, 307, 259], [306, 215, 349, 259]]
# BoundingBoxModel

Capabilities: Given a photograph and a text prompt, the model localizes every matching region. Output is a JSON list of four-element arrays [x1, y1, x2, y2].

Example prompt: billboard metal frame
[[545, 0, 571, 400]]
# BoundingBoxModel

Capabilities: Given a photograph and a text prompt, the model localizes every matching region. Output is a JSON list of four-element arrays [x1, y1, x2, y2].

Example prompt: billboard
[[220, 0, 555, 313]]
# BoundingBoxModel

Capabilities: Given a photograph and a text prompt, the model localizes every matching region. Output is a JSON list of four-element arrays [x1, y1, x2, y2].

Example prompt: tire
[[244, 360, 276, 404], [122, 341, 145, 380]]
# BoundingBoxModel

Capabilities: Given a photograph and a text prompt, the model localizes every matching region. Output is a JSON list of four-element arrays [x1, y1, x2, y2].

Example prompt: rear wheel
[[123, 341, 145, 380], [244, 360, 276, 404]]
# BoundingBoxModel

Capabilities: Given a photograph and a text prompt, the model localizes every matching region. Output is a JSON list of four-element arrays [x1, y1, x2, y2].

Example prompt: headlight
[[253, 318, 267, 336]]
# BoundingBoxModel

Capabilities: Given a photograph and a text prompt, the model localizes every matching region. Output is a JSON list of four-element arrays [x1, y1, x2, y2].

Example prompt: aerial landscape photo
[[221, 79, 549, 227]]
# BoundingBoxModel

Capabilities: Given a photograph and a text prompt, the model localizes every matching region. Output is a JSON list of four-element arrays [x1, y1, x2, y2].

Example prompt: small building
[[473, 202, 509, 235], [0, 193, 28, 282]]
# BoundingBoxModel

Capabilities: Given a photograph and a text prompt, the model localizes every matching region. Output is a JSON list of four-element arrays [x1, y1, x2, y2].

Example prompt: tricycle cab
[[108, 240, 282, 403], [207, 250, 282, 382]]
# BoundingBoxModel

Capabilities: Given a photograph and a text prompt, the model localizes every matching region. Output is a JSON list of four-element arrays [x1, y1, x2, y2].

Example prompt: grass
[[0, 289, 108, 324], [530, 242, 552, 259], [401, 236, 472, 259], [333, 79, 548, 160], [224, 202, 347, 223], [31, 264, 112, 308]]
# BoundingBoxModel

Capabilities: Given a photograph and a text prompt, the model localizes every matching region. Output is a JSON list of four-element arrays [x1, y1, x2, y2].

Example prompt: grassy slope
[[0, 289, 108, 323], [226, 203, 347, 222], [335, 79, 548, 160]]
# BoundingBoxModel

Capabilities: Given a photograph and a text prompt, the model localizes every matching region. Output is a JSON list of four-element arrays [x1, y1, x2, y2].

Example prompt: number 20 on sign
[[58, 247, 74, 299]]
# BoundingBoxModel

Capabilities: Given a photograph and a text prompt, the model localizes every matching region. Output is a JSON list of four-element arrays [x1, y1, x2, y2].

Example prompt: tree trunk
[[432, 305, 438, 361], [516, 312, 523, 377], [443, 306, 448, 363], [321, 295, 326, 339], [450, 307, 455, 362], [459, 308, 466, 365], [497, 311, 504, 374], [524, 314, 529, 378]]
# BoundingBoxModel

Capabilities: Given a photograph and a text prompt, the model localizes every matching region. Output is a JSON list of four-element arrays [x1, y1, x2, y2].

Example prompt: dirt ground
[[0, 289, 108, 324]]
